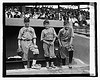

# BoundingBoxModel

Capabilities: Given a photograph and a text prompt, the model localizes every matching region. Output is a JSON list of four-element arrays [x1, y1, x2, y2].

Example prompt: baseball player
[[41, 20, 57, 69], [58, 20, 74, 69], [17, 17, 39, 69]]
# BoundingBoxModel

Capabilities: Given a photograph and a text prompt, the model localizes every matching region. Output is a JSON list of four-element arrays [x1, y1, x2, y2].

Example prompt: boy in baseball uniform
[[41, 20, 57, 69], [58, 20, 74, 68], [17, 17, 39, 69]]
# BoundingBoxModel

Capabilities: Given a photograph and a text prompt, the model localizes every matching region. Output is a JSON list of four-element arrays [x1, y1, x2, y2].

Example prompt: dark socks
[[23, 61, 27, 65], [50, 58, 55, 62], [69, 50, 73, 64], [45, 57, 50, 62], [33, 54, 38, 60]]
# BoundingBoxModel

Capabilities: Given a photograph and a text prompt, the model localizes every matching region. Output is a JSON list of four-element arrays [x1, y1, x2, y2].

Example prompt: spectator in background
[[58, 20, 74, 69], [5, 9, 8, 18], [5, 8, 13, 18], [78, 13, 83, 22], [24, 11, 32, 18], [14, 8, 21, 18], [11, 9, 15, 18], [38, 12, 45, 19], [5, 5, 90, 23], [21, 12, 25, 18], [33, 12, 40, 19]]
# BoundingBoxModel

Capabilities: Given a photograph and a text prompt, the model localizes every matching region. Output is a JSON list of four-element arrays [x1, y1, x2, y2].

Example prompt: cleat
[[31, 64, 41, 69], [68, 65, 72, 69], [51, 65, 56, 68], [51, 62, 56, 68], [24, 65, 28, 69]]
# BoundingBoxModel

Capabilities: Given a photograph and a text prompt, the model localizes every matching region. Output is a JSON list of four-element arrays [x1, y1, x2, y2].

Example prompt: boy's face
[[64, 23, 69, 30], [44, 23, 49, 29], [24, 22, 29, 27]]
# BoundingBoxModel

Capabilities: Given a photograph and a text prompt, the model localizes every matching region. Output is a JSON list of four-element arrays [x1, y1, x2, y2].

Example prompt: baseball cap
[[63, 20, 69, 26], [43, 20, 49, 25], [24, 17, 30, 23]]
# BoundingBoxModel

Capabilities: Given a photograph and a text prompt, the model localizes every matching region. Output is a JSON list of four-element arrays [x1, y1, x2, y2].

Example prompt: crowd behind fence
[[5, 5, 90, 34]]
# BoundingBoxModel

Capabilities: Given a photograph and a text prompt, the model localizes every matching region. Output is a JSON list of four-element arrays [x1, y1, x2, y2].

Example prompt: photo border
[[3, 2, 98, 77]]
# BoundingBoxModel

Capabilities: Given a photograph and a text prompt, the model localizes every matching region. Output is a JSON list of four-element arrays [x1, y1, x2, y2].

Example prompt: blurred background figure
[[14, 8, 21, 18], [5, 8, 13, 18]]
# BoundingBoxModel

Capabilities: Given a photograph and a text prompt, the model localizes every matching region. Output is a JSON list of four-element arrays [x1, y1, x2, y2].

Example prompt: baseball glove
[[30, 44, 39, 54], [17, 48, 23, 57], [33, 45, 38, 49], [33, 48, 39, 54]]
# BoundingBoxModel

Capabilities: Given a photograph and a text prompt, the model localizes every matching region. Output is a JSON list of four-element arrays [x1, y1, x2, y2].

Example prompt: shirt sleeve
[[31, 28, 37, 39], [58, 29, 62, 40], [70, 27, 74, 37], [17, 28, 23, 39], [40, 30, 44, 41], [69, 20, 73, 28], [52, 28, 57, 38]]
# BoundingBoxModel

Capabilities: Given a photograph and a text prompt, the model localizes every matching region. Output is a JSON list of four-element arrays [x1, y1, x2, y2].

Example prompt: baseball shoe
[[68, 64, 72, 69], [24, 65, 28, 69], [31, 64, 41, 69]]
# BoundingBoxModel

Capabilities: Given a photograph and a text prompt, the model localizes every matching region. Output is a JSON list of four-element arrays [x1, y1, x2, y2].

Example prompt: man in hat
[[58, 20, 74, 68], [41, 20, 57, 69], [17, 17, 40, 69]]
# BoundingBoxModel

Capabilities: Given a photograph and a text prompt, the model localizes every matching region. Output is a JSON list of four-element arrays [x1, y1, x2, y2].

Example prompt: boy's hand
[[44, 41, 50, 45], [50, 42, 54, 45], [43, 40, 50, 45], [59, 43, 62, 47]]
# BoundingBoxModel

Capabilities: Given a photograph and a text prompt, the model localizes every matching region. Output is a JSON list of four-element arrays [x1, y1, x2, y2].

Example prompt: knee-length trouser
[[60, 41, 73, 64], [20, 40, 39, 61], [43, 42, 56, 58]]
